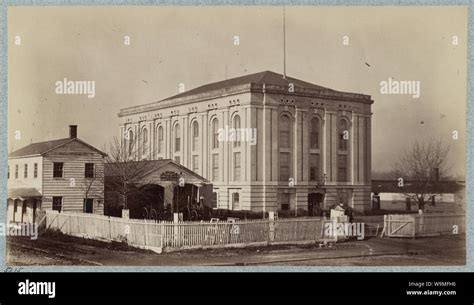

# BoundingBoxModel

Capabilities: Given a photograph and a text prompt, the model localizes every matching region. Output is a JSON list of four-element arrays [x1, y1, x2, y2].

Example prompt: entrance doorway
[[84, 198, 94, 213], [308, 192, 324, 216]]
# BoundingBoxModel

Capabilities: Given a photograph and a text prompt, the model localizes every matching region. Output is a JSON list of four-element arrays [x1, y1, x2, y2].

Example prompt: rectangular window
[[52, 197, 62, 212], [7, 165, 9, 179], [279, 152, 290, 181], [15, 165, 18, 179], [309, 154, 320, 181], [158, 139, 163, 154], [280, 193, 290, 211], [310, 132, 319, 149], [338, 155, 348, 182], [175, 137, 180, 152], [85, 163, 94, 178], [24, 164, 28, 178], [212, 154, 219, 180], [212, 192, 218, 209], [53, 162, 64, 178], [232, 192, 240, 210], [192, 155, 199, 172], [233, 152, 241, 181], [33, 163, 38, 178], [339, 133, 348, 151], [280, 130, 290, 148]]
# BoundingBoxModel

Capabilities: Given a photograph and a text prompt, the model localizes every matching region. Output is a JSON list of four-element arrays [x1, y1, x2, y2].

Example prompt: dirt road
[[6, 233, 465, 267]]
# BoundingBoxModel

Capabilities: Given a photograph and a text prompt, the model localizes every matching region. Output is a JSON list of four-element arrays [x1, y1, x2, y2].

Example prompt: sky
[[7, 6, 467, 177]]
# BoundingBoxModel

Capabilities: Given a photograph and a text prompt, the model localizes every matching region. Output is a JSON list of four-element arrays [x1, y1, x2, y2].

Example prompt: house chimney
[[69, 125, 77, 138]]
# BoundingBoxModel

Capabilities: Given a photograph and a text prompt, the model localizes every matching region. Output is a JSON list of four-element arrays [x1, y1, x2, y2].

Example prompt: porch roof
[[8, 188, 42, 200]]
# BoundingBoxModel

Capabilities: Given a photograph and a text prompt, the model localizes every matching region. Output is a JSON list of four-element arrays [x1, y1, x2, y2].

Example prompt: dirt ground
[[6, 232, 465, 267]]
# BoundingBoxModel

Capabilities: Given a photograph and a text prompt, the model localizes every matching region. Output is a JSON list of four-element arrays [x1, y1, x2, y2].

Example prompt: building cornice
[[118, 83, 373, 117]]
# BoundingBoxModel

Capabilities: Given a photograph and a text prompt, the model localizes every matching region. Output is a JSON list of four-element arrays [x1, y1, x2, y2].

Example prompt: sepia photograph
[[5, 5, 467, 267]]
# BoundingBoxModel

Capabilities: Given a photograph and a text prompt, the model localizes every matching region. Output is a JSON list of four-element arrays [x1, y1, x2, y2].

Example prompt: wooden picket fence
[[45, 210, 336, 253], [382, 214, 465, 238]]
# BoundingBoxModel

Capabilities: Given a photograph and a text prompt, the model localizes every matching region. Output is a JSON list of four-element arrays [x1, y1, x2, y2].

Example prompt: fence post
[[269, 212, 275, 243], [380, 215, 386, 237], [144, 219, 148, 246], [108, 217, 111, 240], [160, 221, 165, 251], [413, 215, 418, 239], [173, 213, 179, 248]]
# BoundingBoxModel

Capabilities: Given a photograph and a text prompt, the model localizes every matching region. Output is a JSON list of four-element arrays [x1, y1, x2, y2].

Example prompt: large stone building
[[118, 71, 373, 213]]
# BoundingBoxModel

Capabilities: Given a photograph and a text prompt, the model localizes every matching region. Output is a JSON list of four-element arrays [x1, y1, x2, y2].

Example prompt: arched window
[[339, 119, 349, 151], [233, 115, 241, 147], [279, 114, 292, 181], [127, 130, 134, 156], [232, 114, 241, 181], [212, 118, 219, 149], [157, 126, 163, 154], [310, 117, 320, 149], [279, 115, 291, 148], [309, 117, 321, 181], [192, 121, 199, 152], [141, 127, 148, 157], [338, 118, 349, 182], [174, 124, 180, 153]]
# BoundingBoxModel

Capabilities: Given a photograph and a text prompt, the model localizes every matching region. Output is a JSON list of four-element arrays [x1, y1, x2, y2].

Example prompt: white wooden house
[[7, 125, 107, 223]]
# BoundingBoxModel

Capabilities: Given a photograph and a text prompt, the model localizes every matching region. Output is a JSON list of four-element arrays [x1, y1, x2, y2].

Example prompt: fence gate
[[383, 214, 415, 238]]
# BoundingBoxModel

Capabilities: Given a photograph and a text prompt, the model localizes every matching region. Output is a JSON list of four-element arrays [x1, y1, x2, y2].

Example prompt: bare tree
[[392, 139, 451, 212], [82, 160, 105, 212], [104, 136, 151, 212]]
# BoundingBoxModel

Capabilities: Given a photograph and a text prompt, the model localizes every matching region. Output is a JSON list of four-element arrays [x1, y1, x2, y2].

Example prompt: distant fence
[[382, 214, 465, 238], [45, 211, 337, 253]]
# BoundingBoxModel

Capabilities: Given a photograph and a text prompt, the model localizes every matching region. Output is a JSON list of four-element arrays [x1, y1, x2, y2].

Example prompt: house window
[[310, 117, 320, 149], [232, 192, 240, 210], [53, 162, 64, 178], [157, 126, 163, 154], [174, 124, 181, 153], [52, 197, 62, 212], [212, 118, 219, 149], [15, 164, 18, 179], [233, 152, 241, 181], [192, 121, 199, 152], [338, 155, 348, 182], [34, 163, 38, 178], [212, 154, 219, 180], [279, 152, 290, 181], [309, 154, 320, 181], [24, 164, 28, 178], [192, 155, 199, 172], [85, 163, 94, 178], [233, 115, 241, 147], [7, 165, 9, 179], [280, 193, 290, 211]]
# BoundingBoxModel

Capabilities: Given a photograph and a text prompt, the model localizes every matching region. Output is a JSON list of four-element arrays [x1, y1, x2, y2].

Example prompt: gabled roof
[[161, 70, 336, 102], [104, 159, 209, 183], [372, 180, 465, 194], [9, 138, 107, 158]]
